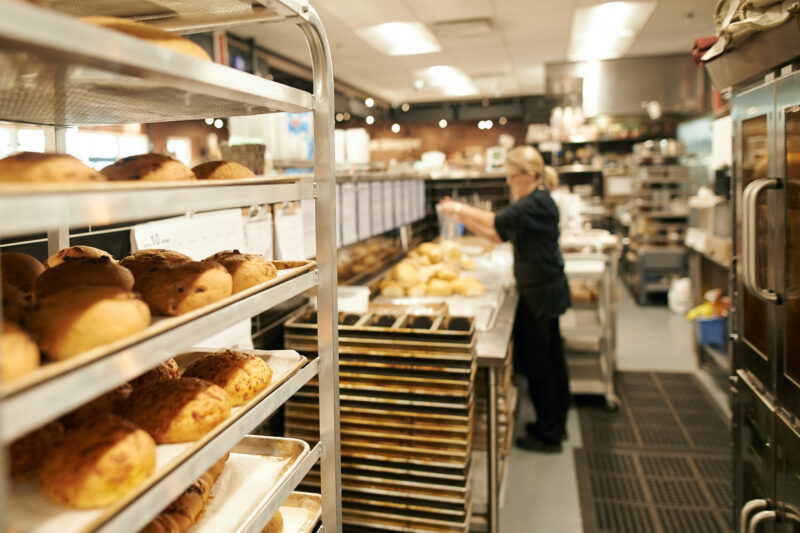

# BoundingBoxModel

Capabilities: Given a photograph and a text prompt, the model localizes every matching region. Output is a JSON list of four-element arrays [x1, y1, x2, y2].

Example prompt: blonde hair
[[543, 166, 559, 191], [505, 146, 544, 178]]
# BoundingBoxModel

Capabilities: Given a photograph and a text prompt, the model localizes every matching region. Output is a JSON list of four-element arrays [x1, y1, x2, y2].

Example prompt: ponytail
[[543, 166, 559, 191]]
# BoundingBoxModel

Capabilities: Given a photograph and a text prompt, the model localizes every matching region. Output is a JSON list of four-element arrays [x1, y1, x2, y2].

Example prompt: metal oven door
[[775, 408, 800, 532]]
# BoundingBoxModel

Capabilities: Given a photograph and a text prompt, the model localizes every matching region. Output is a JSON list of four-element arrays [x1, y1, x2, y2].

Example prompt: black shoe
[[525, 422, 568, 441], [516, 435, 563, 453]]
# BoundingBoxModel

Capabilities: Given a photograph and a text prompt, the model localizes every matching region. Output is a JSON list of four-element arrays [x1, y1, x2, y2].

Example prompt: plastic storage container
[[695, 316, 728, 349]]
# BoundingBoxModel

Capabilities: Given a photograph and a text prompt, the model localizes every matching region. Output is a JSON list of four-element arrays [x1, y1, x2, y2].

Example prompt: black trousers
[[513, 297, 570, 444]]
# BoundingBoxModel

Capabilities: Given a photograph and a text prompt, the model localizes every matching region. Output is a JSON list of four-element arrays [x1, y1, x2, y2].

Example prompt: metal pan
[[287, 396, 474, 423]]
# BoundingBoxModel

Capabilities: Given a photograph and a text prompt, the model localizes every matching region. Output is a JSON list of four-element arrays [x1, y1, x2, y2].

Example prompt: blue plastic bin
[[695, 316, 728, 349]]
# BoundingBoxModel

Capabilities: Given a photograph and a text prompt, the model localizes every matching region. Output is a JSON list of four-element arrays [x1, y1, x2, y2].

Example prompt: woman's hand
[[438, 196, 461, 218]]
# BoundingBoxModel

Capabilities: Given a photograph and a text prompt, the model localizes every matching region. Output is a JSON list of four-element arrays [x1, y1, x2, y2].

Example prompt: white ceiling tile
[[403, 0, 493, 22]]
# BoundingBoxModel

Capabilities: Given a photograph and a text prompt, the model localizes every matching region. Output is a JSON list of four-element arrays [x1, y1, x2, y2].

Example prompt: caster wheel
[[606, 398, 620, 411]]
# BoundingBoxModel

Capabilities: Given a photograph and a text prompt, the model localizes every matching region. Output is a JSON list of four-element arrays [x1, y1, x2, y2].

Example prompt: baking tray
[[287, 396, 474, 424], [285, 336, 476, 362], [342, 493, 470, 518], [338, 458, 471, 482], [304, 472, 470, 505], [5, 351, 308, 533], [286, 421, 471, 448], [342, 504, 472, 532], [339, 444, 470, 469], [294, 388, 473, 411], [278, 492, 322, 533], [189, 437, 310, 533], [339, 356, 474, 375]]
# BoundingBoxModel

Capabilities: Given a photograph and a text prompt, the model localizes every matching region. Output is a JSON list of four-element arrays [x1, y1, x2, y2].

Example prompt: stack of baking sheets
[[284, 304, 477, 533]]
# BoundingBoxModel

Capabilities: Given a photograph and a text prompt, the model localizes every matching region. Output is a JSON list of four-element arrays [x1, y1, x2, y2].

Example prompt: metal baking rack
[[0, 1, 341, 531]]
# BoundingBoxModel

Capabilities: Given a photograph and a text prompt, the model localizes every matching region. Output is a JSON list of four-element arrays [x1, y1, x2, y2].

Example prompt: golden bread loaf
[[451, 276, 485, 296], [205, 250, 277, 293], [1, 320, 40, 383], [129, 358, 180, 389], [392, 262, 419, 288], [27, 287, 151, 360], [136, 261, 233, 316], [1, 252, 44, 293], [182, 349, 273, 406], [0, 152, 104, 183], [60, 383, 132, 429], [262, 510, 284, 533], [380, 281, 404, 298], [2, 282, 27, 324], [82, 17, 212, 61], [38, 415, 156, 509], [100, 153, 196, 182], [192, 160, 256, 180], [460, 256, 476, 270], [120, 249, 192, 279], [426, 279, 453, 297], [34, 257, 134, 299], [407, 283, 427, 297], [435, 265, 458, 282], [8, 421, 64, 478], [123, 377, 231, 443], [44, 245, 114, 268]]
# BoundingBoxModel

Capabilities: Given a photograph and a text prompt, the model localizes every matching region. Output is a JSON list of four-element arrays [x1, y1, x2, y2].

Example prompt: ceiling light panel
[[415, 65, 477, 96], [356, 22, 442, 56], [568, 1, 656, 61]]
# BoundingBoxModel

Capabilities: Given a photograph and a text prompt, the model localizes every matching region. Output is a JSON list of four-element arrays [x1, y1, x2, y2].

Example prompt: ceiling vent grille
[[433, 18, 493, 39]]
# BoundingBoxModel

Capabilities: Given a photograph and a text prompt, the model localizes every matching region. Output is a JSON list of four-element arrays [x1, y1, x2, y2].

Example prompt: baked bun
[[205, 250, 277, 293], [460, 256, 476, 270], [82, 17, 212, 61], [435, 265, 458, 282], [426, 279, 453, 297], [60, 384, 132, 429], [123, 377, 231, 443], [44, 245, 114, 269], [39, 415, 156, 509], [182, 350, 273, 406], [8, 421, 64, 478], [451, 276, 485, 297], [129, 359, 180, 389], [392, 262, 419, 288], [120, 249, 192, 279], [136, 261, 233, 316], [0, 152, 103, 183], [1, 252, 44, 293], [1, 320, 40, 383], [27, 287, 151, 360], [34, 257, 134, 299], [262, 510, 284, 533], [407, 283, 427, 297], [192, 161, 256, 180], [380, 281, 404, 298], [100, 153, 196, 182], [2, 282, 28, 323]]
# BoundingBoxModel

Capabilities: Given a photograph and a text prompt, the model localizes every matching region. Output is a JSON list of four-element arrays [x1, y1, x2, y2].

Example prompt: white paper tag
[[382, 181, 394, 232], [393, 181, 404, 226], [357, 181, 372, 241], [301, 198, 317, 259], [131, 209, 246, 259], [404, 180, 413, 223], [242, 208, 273, 260], [370, 181, 383, 236], [341, 182, 358, 246], [273, 203, 305, 260]]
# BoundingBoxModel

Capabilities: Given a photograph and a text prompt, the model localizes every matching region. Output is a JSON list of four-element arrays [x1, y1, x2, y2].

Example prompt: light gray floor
[[499, 287, 728, 532]]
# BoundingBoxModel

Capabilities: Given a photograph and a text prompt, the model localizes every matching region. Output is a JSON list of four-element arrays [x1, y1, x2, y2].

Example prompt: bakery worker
[[438, 146, 571, 453]]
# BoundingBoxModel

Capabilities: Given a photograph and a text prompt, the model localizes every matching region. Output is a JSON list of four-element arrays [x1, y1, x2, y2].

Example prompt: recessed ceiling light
[[356, 22, 441, 56], [413, 80, 425, 91], [365, 97, 374, 108], [439, 119, 448, 129], [392, 123, 401, 133], [415, 65, 476, 97], [401, 103, 411, 112], [499, 116, 508, 126], [568, 1, 656, 61], [366, 115, 375, 125], [214, 119, 224, 129], [204, 118, 214, 125]]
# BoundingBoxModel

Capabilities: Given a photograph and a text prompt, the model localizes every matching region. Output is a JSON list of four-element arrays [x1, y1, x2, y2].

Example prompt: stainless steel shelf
[[0, 1, 313, 126], [1, 270, 318, 442], [557, 165, 603, 173], [0, 179, 314, 237], [702, 344, 729, 371]]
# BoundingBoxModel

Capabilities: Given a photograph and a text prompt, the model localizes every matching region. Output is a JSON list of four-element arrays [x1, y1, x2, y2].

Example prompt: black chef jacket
[[494, 188, 571, 318]]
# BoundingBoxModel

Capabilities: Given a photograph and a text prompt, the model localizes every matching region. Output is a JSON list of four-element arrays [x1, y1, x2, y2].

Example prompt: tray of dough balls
[[5, 348, 309, 533]]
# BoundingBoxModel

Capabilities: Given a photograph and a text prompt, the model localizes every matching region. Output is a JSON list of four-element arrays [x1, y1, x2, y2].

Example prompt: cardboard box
[[705, 234, 733, 262]]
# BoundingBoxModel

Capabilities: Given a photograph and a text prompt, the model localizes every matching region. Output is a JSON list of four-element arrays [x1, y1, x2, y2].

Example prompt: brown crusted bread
[[1, 252, 44, 293], [120, 249, 192, 279], [34, 257, 134, 299], [182, 349, 273, 406], [44, 245, 114, 269], [27, 287, 151, 360], [100, 153, 196, 182], [1, 320, 40, 383], [205, 250, 277, 293], [261, 510, 284, 533], [123, 377, 231, 443], [60, 383, 132, 429], [0, 152, 104, 183], [136, 261, 233, 316], [426, 278, 453, 297], [129, 359, 180, 389], [8, 421, 65, 478], [192, 161, 256, 180], [39, 415, 156, 509], [2, 282, 28, 323], [82, 17, 212, 61]]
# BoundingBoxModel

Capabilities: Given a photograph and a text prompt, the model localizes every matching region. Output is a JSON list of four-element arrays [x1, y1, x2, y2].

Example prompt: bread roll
[[380, 281, 404, 298], [407, 283, 427, 297], [441, 241, 462, 265], [1, 252, 44, 293], [460, 256, 476, 270], [44, 245, 114, 269], [35, 257, 134, 299], [426, 279, 453, 297], [392, 262, 419, 288], [182, 350, 273, 406], [100, 153, 196, 182], [8, 421, 64, 478], [120, 249, 192, 279], [0, 152, 103, 183], [27, 287, 151, 360], [452, 276, 485, 297], [1, 320, 40, 383], [424, 244, 442, 264], [136, 261, 233, 316], [60, 383, 132, 429], [262, 510, 284, 533], [124, 377, 231, 443], [2, 282, 27, 323], [82, 17, 212, 61], [129, 359, 180, 389], [205, 250, 277, 293], [435, 265, 458, 282], [39, 415, 156, 509], [192, 161, 256, 180]]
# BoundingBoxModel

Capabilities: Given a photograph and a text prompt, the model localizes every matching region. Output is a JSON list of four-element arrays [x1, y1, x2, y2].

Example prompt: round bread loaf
[[262, 510, 284, 533], [182, 350, 273, 406], [44, 245, 114, 269], [60, 383, 132, 429], [192, 160, 256, 180], [380, 281, 404, 298], [392, 262, 419, 288], [1, 252, 44, 293], [120, 249, 192, 279], [435, 265, 458, 282], [123, 377, 231, 443], [129, 358, 180, 389], [205, 250, 277, 293], [27, 287, 151, 360], [426, 278, 453, 297], [0, 152, 104, 183], [100, 153, 196, 182], [2, 282, 27, 324], [8, 421, 65, 478], [451, 276, 485, 297], [407, 283, 427, 297], [136, 261, 233, 316], [82, 17, 212, 61], [35, 257, 134, 299], [1, 320, 40, 383], [38, 415, 156, 509]]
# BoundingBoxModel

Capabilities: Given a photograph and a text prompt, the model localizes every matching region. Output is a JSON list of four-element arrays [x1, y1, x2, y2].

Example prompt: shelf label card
[[393, 180, 405, 226], [131, 209, 246, 259], [357, 181, 372, 241], [242, 207, 273, 260], [382, 181, 394, 231], [370, 181, 383, 236], [341, 182, 358, 246], [273, 202, 305, 260], [301, 198, 316, 259]]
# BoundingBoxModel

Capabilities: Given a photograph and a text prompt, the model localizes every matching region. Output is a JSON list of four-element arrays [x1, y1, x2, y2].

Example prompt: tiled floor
[[499, 288, 729, 532]]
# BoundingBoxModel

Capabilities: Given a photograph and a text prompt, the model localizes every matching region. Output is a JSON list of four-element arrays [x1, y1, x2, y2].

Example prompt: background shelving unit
[[0, 1, 341, 532]]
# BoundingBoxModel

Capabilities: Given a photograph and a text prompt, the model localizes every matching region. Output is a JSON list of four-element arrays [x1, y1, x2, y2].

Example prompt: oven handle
[[748, 509, 777, 533], [742, 178, 781, 303], [741, 499, 770, 533]]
